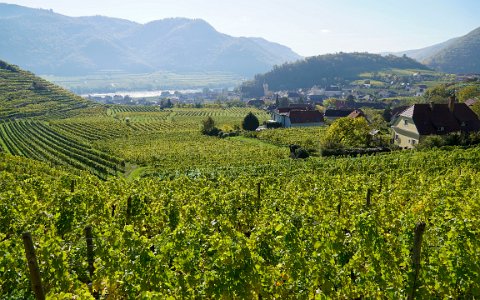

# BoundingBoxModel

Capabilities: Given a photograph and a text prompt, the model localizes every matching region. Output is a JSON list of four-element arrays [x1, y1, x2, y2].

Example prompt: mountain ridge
[[0, 3, 302, 77], [390, 26, 480, 74]]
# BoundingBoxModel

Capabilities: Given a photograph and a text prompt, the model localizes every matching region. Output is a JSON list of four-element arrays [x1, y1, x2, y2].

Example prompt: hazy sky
[[3, 0, 480, 57]]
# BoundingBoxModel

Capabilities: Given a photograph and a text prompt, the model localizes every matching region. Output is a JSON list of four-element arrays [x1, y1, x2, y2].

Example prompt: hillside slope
[[0, 3, 301, 77], [391, 26, 480, 74], [0, 60, 92, 120], [425, 27, 480, 74], [391, 38, 458, 63], [240, 52, 430, 97]]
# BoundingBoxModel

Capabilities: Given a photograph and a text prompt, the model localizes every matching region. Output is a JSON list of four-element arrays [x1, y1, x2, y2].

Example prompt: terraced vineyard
[[0, 61, 93, 120], [0, 120, 124, 178]]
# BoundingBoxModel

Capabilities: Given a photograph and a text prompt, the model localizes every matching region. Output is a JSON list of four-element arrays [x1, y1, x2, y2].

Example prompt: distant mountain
[[425, 27, 480, 74], [0, 3, 301, 77], [391, 38, 459, 62], [240, 52, 430, 97], [391, 26, 480, 74]]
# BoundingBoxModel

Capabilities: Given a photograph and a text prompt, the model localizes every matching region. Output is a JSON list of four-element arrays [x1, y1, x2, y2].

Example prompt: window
[[395, 134, 399, 140], [403, 119, 408, 125], [461, 121, 466, 127], [437, 126, 444, 132], [411, 139, 416, 145]]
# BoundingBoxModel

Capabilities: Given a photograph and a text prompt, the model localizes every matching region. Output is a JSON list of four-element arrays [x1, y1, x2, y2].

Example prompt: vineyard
[[0, 61, 93, 120], [1, 60, 480, 298], [0, 120, 124, 179], [1, 148, 480, 298]]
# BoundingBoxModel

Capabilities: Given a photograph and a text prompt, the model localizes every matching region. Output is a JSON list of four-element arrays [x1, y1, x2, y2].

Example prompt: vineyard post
[[408, 222, 426, 300], [70, 179, 75, 193], [337, 197, 342, 215], [22, 232, 45, 300], [257, 182, 261, 209], [85, 225, 95, 280], [366, 188, 372, 206]]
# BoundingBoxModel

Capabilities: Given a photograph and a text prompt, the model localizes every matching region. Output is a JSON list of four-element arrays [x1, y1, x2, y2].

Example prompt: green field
[[2, 60, 480, 298]]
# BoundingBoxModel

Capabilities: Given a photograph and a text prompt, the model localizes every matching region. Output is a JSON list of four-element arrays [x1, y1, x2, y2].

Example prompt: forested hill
[[240, 52, 430, 97], [0, 60, 92, 120], [425, 27, 480, 74]]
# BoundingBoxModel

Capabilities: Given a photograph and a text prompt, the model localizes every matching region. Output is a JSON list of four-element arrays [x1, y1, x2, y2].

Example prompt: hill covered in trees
[[392, 26, 480, 74], [240, 52, 430, 97], [0, 3, 301, 77], [425, 27, 480, 74]]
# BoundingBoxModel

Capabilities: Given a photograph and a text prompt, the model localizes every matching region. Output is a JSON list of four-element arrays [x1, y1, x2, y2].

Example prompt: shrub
[[201, 117, 220, 136], [289, 144, 309, 159], [242, 112, 260, 131]]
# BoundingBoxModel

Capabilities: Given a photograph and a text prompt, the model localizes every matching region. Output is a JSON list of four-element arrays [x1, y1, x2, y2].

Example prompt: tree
[[201, 117, 220, 136], [323, 98, 338, 108], [458, 85, 480, 102], [424, 84, 454, 103], [470, 101, 480, 118], [242, 112, 260, 131], [321, 117, 371, 149]]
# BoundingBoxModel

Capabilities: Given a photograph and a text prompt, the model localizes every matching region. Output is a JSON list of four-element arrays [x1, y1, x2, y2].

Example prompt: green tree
[[242, 112, 260, 131], [458, 85, 480, 102], [323, 98, 338, 108], [201, 117, 220, 136], [424, 84, 454, 103], [470, 101, 480, 118], [321, 117, 371, 149]]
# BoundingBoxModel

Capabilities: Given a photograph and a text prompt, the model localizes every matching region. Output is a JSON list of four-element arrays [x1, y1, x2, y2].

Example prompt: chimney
[[448, 95, 456, 112]]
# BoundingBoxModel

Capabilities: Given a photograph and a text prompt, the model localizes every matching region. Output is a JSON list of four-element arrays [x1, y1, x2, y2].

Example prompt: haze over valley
[[1, 2, 480, 93]]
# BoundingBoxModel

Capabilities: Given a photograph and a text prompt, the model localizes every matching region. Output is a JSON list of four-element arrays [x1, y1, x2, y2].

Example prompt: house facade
[[392, 99, 480, 148], [271, 109, 324, 128]]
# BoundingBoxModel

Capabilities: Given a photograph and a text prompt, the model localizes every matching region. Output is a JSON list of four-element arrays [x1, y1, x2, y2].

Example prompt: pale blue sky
[[2, 0, 479, 56]]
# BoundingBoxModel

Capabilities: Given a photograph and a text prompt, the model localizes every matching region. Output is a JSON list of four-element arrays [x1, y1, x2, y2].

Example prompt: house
[[324, 86, 343, 98], [308, 94, 327, 104], [391, 97, 480, 148], [347, 109, 366, 119], [389, 105, 410, 123], [324, 109, 355, 121], [277, 104, 314, 113], [271, 109, 324, 128], [287, 91, 302, 102]]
